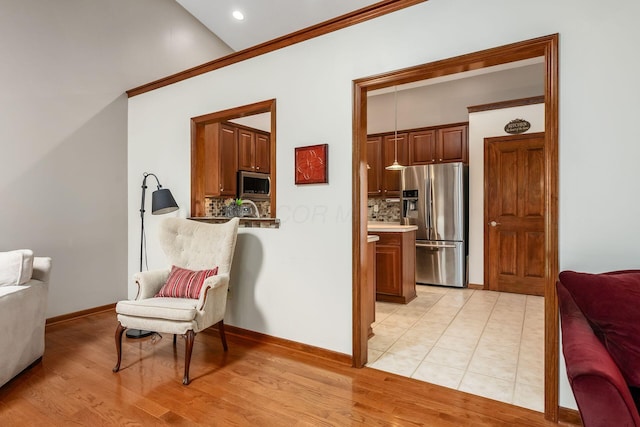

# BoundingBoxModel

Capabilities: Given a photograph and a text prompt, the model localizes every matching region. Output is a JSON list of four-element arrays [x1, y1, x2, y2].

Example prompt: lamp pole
[[139, 173, 151, 273], [127, 172, 179, 339]]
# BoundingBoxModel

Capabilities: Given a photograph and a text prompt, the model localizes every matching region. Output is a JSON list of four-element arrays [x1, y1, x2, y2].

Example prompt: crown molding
[[127, 0, 426, 97]]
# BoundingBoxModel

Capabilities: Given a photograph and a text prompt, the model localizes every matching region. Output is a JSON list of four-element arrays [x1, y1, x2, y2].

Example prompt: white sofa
[[0, 250, 51, 388]]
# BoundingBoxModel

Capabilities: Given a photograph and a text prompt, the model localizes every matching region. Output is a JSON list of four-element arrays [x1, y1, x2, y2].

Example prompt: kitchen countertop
[[367, 222, 418, 233], [189, 217, 280, 228]]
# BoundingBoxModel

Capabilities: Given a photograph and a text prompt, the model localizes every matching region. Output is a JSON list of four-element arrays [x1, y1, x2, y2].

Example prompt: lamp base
[[126, 329, 154, 339]]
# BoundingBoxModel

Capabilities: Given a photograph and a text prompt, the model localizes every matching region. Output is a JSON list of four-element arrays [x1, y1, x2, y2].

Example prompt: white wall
[[128, 0, 640, 410], [1, 0, 231, 317], [468, 104, 545, 285], [367, 63, 544, 134]]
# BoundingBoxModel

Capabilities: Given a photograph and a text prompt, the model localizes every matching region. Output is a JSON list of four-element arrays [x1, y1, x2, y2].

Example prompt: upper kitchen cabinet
[[254, 132, 270, 173], [368, 123, 467, 199], [437, 124, 468, 164], [237, 128, 254, 172], [382, 133, 409, 198], [408, 129, 437, 165], [409, 123, 468, 164], [203, 122, 237, 198], [238, 126, 271, 173], [367, 136, 382, 196]]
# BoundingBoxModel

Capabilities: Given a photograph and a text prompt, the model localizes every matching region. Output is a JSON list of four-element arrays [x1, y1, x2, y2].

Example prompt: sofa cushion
[[155, 265, 218, 299], [559, 270, 640, 388], [0, 249, 34, 286]]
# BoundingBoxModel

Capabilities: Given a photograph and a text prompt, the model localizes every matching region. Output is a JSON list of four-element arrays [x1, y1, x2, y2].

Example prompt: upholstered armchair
[[113, 217, 239, 385]]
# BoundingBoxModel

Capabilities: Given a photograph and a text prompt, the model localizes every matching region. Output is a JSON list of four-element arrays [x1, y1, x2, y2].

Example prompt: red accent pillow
[[559, 270, 640, 387], [156, 265, 218, 299]]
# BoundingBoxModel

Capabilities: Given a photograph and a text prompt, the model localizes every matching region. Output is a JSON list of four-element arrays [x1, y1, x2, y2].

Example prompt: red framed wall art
[[294, 144, 328, 185]]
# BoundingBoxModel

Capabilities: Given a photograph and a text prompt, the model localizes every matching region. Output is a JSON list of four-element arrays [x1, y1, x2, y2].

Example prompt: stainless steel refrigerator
[[400, 163, 468, 287]]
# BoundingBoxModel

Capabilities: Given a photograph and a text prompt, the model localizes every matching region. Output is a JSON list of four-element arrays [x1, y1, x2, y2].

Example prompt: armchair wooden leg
[[217, 320, 228, 352], [113, 322, 126, 373], [183, 330, 195, 385]]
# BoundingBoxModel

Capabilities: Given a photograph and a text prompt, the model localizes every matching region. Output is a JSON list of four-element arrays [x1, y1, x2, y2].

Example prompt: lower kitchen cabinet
[[375, 231, 416, 304]]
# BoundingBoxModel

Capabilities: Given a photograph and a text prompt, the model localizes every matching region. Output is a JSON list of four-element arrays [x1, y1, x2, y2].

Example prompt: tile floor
[[367, 285, 544, 412]]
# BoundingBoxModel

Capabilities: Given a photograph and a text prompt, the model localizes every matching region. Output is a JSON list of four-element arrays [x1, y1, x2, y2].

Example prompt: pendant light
[[385, 85, 405, 170]]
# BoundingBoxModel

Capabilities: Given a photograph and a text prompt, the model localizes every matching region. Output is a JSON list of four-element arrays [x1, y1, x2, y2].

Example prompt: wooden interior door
[[485, 132, 545, 296]]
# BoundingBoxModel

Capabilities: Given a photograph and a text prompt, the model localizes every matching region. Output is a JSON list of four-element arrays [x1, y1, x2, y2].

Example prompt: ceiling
[[174, 1, 545, 134], [176, 0, 382, 51]]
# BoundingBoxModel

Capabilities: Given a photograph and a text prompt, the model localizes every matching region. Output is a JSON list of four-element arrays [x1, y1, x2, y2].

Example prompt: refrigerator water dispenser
[[401, 190, 419, 222]]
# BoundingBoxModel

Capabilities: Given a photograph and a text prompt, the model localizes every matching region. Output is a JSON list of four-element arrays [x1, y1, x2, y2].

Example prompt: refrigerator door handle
[[416, 242, 457, 249], [424, 178, 432, 236]]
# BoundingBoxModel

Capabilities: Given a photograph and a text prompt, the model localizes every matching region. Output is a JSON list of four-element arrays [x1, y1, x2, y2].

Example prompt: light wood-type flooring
[[0, 310, 569, 426]]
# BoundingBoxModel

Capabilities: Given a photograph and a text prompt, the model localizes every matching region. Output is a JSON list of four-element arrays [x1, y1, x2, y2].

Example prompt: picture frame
[[295, 144, 328, 185]]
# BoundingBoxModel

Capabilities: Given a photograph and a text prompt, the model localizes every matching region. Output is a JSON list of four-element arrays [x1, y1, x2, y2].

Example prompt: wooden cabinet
[[255, 132, 270, 173], [238, 127, 271, 173], [381, 133, 408, 198], [237, 128, 255, 172], [201, 122, 270, 199], [204, 122, 238, 197], [409, 129, 437, 164], [409, 124, 468, 165], [367, 136, 382, 196], [437, 124, 468, 163], [375, 231, 416, 304], [368, 123, 468, 198]]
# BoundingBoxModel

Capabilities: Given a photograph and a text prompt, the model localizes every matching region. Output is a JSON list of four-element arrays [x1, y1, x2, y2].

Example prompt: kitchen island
[[367, 222, 417, 304]]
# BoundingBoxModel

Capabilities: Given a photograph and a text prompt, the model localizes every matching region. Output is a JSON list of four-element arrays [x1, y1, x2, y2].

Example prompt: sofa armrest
[[132, 269, 170, 300], [31, 257, 52, 283], [558, 281, 640, 427]]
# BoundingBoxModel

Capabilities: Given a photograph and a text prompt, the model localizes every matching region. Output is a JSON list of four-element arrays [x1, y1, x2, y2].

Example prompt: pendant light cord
[[385, 85, 404, 170], [394, 85, 398, 161]]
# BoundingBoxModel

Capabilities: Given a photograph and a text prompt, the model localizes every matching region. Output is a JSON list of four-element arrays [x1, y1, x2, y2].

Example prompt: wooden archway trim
[[352, 33, 559, 421], [190, 99, 277, 218]]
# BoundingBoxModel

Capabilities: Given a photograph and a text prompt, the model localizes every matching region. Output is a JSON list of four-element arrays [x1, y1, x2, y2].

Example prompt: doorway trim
[[352, 34, 559, 421]]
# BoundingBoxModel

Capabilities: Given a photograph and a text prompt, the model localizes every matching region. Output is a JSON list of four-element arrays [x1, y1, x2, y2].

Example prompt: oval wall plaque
[[504, 118, 531, 134]]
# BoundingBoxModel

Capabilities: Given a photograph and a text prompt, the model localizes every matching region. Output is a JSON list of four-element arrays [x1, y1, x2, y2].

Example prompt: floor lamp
[[126, 172, 179, 339]]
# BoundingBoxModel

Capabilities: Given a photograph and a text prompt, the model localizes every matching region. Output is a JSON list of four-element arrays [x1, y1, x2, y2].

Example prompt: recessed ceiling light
[[232, 10, 244, 20]]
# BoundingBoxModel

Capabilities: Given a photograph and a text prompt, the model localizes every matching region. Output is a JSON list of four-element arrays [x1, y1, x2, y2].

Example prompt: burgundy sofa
[[557, 272, 640, 427]]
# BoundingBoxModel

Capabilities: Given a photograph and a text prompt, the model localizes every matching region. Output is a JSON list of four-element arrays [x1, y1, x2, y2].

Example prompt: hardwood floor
[[0, 311, 568, 426]]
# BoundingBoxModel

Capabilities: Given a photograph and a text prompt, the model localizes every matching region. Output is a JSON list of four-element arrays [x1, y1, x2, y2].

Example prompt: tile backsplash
[[368, 198, 400, 222], [205, 197, 271, 218], [205, 196, 395, 221]]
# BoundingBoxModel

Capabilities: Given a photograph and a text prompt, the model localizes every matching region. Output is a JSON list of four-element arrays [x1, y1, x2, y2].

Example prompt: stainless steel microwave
[[237, 171, 271, 200]]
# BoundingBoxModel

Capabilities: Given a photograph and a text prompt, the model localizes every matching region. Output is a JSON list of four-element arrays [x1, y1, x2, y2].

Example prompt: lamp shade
[[385, 160, 405, 171], [151, 188, 179, 215]]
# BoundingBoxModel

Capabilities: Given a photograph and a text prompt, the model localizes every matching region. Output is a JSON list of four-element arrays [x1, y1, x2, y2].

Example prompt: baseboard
[[208, 323, 352, 366], [45, 304, 351, 366], [46, 303, 116, 327], [468, 283, 485, 290], [558, 406, 582, 426]]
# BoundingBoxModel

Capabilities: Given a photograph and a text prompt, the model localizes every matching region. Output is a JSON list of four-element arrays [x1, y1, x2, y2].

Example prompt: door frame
[[352, 34, 559, 421]]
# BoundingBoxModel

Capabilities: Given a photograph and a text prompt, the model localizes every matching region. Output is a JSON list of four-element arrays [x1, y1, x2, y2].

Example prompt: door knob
[[489, 221, 501, 227]]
